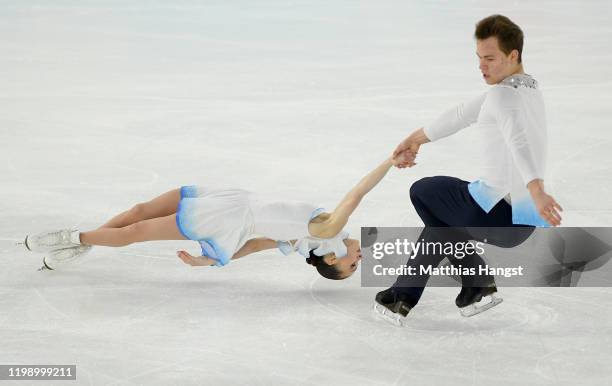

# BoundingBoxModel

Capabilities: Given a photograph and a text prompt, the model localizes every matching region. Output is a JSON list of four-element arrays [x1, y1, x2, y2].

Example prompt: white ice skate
[[458, 294, 503, 317], [38, 245, 92, 271], [19, 229, 82, 253]]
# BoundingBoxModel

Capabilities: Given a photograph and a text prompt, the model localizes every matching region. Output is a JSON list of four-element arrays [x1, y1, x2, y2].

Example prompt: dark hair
[[305, 250, 344, 280], [474, 15, 524, 63]]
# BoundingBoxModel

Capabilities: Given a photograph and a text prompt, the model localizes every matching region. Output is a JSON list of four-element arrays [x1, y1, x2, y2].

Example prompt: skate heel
[[459, 294, 503, 317]]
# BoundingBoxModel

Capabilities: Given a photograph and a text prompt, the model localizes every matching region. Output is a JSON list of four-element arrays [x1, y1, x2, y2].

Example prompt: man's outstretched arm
[[394, 93, 486, 167]]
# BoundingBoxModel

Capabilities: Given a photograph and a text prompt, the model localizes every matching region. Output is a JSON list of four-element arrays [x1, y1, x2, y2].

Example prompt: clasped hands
[[391, 136, 421, 168]]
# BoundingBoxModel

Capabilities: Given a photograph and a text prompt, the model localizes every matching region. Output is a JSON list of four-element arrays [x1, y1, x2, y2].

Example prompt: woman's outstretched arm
[[177, 237, 278, 266], [309, 155, 409, 239]]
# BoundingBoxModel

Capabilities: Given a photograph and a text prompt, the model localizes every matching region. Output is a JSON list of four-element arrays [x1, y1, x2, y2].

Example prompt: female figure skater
[[22, 153, 414, 278]]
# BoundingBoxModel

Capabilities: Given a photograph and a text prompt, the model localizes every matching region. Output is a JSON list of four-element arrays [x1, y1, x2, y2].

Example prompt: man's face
[[476, 36, 518, 85]]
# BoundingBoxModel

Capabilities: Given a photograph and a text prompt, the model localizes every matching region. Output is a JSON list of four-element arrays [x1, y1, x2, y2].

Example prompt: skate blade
[[36, 258, 54, 272], [459, 294, 503, 317], [372, 302, 409, 327]]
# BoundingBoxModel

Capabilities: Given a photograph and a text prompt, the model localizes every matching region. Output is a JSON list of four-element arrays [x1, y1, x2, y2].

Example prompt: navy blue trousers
[[392, 176, 534, 305]]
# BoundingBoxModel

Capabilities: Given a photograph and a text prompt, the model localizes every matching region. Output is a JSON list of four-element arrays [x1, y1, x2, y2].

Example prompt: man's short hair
[[475, 15, 524, 63]]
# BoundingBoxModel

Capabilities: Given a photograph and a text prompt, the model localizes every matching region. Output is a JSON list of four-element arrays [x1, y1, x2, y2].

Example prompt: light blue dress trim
[[176, 193, 198, 240], [198, 239, 231, 266], [180, 185, 199, 199], [276, 207, 326, 255], [176, 185, 231, 266], [276, 240, 294, 256], [175, 200, 191, 239]]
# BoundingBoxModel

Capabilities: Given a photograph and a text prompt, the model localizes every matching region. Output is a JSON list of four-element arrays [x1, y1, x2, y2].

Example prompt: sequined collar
[[500, 73, 538, 89]]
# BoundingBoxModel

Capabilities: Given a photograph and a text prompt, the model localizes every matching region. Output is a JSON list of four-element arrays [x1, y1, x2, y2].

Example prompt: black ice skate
[[455, 285, 503, 317], [373, 288, 417, 327]]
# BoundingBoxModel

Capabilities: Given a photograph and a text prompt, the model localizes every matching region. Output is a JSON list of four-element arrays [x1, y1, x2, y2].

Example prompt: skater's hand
[[528, 179, 563, 226], [394, 134, 421, 157], [532, 191, 563, 226], [393, 128, 430, 168], [393, 144, 419, 169], [177, 250, 216, 266], [392, 150, 417, 168]]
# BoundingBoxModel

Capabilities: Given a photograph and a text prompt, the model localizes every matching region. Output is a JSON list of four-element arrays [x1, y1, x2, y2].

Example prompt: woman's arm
[[309, 156, 399, 239], [176, 237, 278, 266], [232, 237, 278, 260]]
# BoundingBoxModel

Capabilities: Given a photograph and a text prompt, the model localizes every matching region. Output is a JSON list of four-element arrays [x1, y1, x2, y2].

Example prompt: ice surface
[[1, 1, 612, 385]]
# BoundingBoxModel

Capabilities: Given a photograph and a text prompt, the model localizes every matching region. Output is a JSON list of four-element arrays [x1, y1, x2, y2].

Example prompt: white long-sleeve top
[[423, 74, 549, 227]]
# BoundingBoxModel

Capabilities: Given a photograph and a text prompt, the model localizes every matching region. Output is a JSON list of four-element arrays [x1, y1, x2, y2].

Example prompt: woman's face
[[323, 238, 363, 279]]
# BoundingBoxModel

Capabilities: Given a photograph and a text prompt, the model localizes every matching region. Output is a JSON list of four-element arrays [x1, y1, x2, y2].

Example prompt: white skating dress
[[176, 185, 349, 266]]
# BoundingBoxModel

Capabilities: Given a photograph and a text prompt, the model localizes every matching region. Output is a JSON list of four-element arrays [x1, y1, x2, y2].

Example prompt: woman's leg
[[99, 188, 182, 229], [81, 213, 187, 247]]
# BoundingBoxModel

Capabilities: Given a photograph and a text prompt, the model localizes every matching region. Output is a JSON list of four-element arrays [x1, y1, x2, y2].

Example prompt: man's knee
[[409, 177, 435, 204], [410, 176, 459, 203]]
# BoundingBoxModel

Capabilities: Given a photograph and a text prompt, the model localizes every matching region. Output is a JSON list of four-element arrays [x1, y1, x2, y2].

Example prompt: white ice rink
[[1, 1, 612, 385]]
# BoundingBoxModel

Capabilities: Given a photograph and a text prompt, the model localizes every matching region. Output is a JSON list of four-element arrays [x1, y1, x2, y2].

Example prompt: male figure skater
[[374, 14, 563, 324]]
